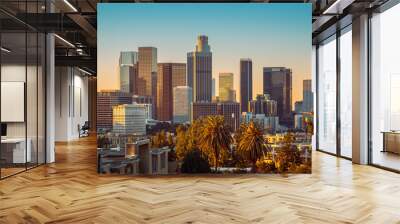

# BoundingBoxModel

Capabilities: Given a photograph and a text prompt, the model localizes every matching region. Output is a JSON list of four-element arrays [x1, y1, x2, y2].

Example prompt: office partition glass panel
[[371, 3, 400, 171], [339, 27, 352, 158], [0, 1, 46, 178], [1, 31, 28, 177], [317, 35, 337, 154]]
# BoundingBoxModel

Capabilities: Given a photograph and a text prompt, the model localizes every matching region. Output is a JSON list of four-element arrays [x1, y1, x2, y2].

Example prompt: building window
[[370, 3, 400, 171], [339, 26, 352, 158], [317, 35, 337, 154]]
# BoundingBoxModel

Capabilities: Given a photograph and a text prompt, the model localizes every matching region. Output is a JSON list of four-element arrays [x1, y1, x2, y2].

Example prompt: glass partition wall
[[0, 2, 46, 179], [370, 3, 400, 171], [316, 25, 353, 159]]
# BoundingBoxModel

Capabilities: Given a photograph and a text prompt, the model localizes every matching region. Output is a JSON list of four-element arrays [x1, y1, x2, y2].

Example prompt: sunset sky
[[98, 3, 311, 106]]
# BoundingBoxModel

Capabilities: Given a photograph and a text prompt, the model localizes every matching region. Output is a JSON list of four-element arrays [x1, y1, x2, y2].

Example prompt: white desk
[[1, 138, 31, 163]]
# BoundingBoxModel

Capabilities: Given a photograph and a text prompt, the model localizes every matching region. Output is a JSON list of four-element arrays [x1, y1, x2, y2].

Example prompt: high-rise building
[[119, 51, 138, 93], [97, 91, 133, 131], [171, 63, 187, 87], [157, 63, 172, 121], [240, 59, 252, 113], [173, 86, 192, 123], [138, 47, 157, 118], [212, 78, 216, 98], [156, 63, 187, 121], [263, 67, 292, 126], [294, 114, 304, 130], [138, 47, 157, 96], [130, 64, 138, 94], [112, 103, 146, 135], [191, 101, 240, 131], [140, 103, 153, 121], [132, 95, 153, 105], [187, 35, 212, 102], [302, 79, 313, 112], [219, 73, 235, 102], [294, 101, 304, 113], [249, 94, 277, 116], [253, 114, 280, 133]]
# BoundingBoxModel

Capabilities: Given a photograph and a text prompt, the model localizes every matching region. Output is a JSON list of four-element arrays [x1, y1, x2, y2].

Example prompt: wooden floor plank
[[0, 136, 399, 223]]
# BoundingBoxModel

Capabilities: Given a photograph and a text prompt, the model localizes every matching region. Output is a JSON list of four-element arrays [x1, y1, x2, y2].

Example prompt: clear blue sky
[[98, 3, 311, 105]]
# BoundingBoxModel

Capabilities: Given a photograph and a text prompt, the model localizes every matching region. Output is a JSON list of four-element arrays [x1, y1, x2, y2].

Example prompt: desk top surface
[[381, 131, 400, 135], [1, 138, 29, 143]]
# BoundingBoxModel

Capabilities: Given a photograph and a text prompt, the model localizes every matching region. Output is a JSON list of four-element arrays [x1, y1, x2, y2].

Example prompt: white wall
[[55, 67, 89, 141]]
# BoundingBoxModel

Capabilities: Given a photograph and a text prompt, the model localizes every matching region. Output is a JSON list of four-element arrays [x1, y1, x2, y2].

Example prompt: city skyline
[[98, 4, 311, 106]]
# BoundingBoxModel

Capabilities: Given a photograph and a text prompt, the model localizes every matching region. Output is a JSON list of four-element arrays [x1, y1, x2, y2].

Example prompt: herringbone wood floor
[[1, 136, 400, 224]]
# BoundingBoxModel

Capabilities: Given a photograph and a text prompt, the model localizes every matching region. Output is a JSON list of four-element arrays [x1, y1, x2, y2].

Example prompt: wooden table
[[382, 131, 400, 154]]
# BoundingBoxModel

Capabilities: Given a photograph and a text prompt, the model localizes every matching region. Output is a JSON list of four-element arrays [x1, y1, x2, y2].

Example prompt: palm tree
[[199, 116, 232, 172], [234, 122, 248, 145], [237, 121, 267, 173]]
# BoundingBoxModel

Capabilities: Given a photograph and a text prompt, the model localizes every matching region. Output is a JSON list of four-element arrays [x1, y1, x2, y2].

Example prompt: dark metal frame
[[316, 0, 400, 172], [315, 22, 353, 161], [367, 1, 400, 173]]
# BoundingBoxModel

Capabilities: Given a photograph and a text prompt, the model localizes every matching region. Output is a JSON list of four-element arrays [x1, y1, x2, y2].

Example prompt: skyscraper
[[157, 63, 187, 121], [119, 51, 138, 93], [240, 59, 252, 113], [173, 86, 192, 123], [138, 47, 157, 118], [219, 73, 235, 102], [263, 67, 292, 126], [212, 78, 216, 98], [187, 35, 212, 102], [157, 63, 173, 121], [171, 63, 187, 87], [138, 47, 157, 96], [191, 101, 240, 131], [302, 79, 313, 112], [112, 103, 146, 135], [249, 94, 277, 116], [97, 91, 133, 131]]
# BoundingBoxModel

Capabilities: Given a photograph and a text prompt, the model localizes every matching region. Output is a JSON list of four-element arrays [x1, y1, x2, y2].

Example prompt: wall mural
[[97, 3, 313, 175]]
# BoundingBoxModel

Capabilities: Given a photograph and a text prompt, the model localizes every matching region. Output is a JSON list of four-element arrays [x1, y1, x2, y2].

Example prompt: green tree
[[152, 130, 167, 148], [199, 116, 232, 172], [181, 149, 211, 173], [237, 121, 267, 173], [275, 132, 301, 172], [187, 118, 203, 151], [167, 133, 174, 148], [234, 122, 248, 145], [175, 125, 189, 160]]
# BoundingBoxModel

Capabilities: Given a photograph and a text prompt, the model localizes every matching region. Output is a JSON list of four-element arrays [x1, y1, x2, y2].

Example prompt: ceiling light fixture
[[78, 67, 93, 76], [1, 47, 11, 53], [54, 34, 75, 48], [63, 0, 78, 12], [323, 0, 354, 15]]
